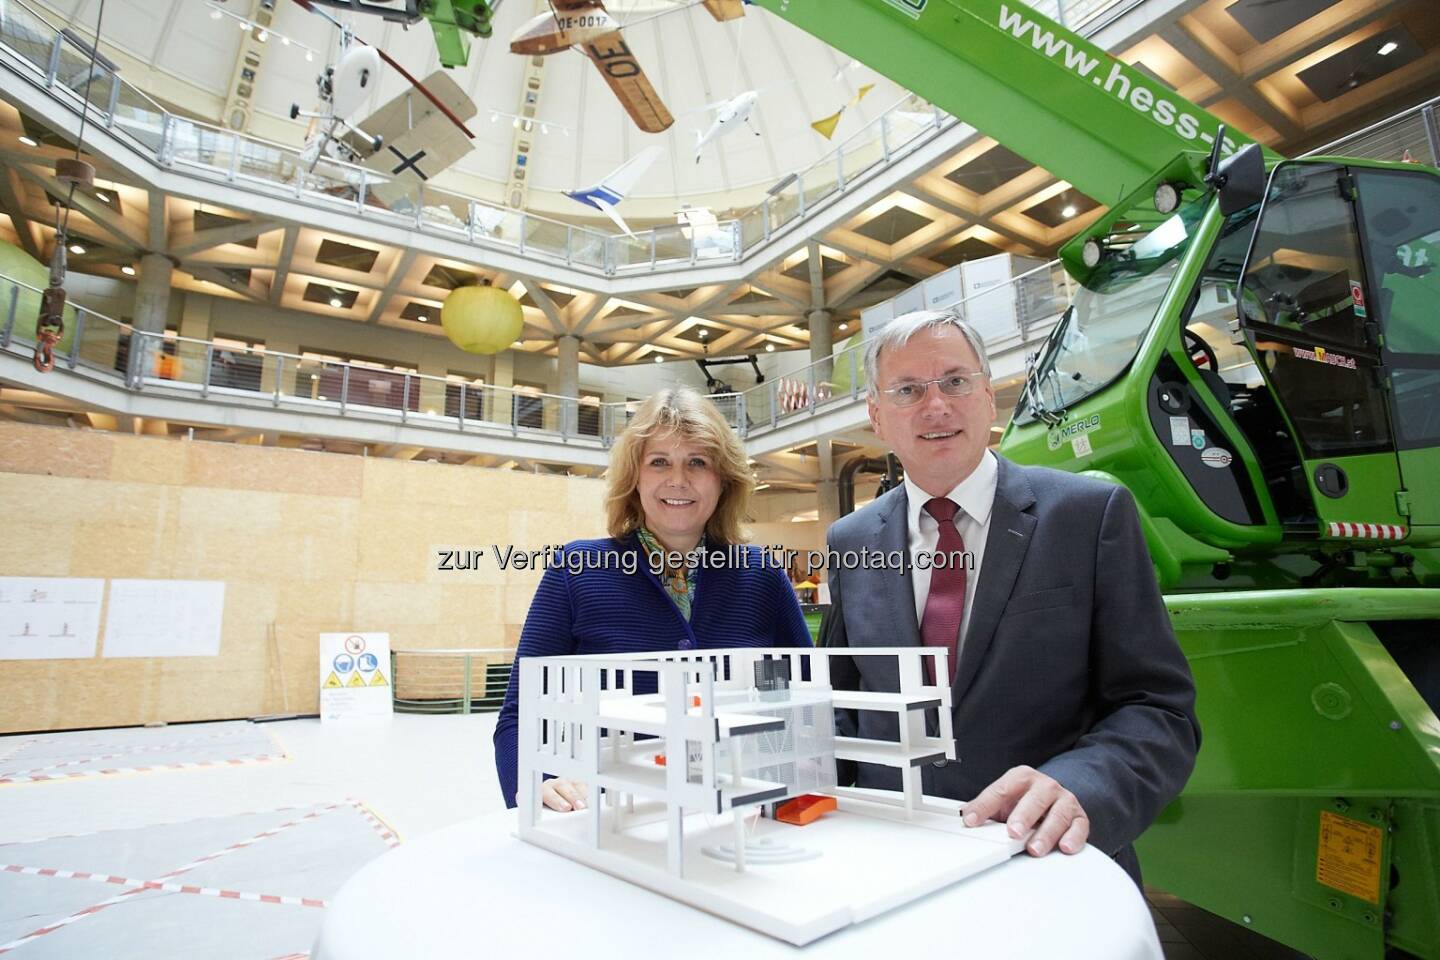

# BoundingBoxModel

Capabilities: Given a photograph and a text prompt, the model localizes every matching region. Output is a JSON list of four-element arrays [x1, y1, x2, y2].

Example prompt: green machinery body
[[749, 0, 1440, 955]]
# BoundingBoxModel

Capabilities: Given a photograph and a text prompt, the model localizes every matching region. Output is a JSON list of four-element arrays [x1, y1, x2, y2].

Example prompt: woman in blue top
[[493, 387, 812, 809]]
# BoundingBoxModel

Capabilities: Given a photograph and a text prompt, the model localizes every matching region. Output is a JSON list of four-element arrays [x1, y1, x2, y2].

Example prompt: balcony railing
[[1301, 94, 1440, 167], [1, 0, 1125, 280], [0, 260, 1075, 451]]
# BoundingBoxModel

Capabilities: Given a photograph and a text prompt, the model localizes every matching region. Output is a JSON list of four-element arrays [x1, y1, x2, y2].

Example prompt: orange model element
[[775, 794, 837, 826]]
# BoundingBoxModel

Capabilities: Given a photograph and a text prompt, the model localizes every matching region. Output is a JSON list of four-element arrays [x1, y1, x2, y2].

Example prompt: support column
[[808, 309, 833, 393], [816, 440, 842, 606], [129, 252, 173, 385], [489, 349, 515, 426], [134, 253, 172, 335], [557, 334, 580, 436]]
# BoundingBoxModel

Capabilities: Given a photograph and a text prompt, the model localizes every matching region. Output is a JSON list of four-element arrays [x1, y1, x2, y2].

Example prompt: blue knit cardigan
[[493, 535, 812, 807]]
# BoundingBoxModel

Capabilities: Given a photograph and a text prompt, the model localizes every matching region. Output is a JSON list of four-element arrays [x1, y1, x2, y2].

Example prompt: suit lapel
[[952, 457, 1037, 705], [874, 486, 921, 647]]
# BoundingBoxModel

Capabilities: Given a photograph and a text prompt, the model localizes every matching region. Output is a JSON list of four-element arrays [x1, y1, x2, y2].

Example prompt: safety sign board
[[1316, 810, 1382, 904], [319, 632, 392, 722]]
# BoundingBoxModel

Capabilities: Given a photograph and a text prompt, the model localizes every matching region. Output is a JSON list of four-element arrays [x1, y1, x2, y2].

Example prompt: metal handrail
[[0, 252, 1074, 446]]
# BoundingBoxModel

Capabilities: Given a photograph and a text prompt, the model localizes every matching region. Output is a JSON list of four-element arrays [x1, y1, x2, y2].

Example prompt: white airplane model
[[292, 44, 385, 169], [694, 89, 761, 163], [564, 146, 662, 237]]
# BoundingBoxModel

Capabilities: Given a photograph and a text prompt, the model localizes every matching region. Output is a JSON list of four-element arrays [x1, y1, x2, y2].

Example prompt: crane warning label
[[1316, 811, 1383, 904]]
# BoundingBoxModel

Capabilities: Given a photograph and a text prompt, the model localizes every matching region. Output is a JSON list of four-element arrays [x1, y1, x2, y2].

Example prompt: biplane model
[[510, 0, 747, 134]]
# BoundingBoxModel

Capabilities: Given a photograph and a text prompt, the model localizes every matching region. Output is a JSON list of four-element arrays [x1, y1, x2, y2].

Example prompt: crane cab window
[[1239, 163, 1391, 456], [1353, 167, 1440, 449]]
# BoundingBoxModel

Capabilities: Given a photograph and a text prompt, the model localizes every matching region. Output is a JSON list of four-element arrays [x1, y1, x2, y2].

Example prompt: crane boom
[[747, 0, 1277, 201]]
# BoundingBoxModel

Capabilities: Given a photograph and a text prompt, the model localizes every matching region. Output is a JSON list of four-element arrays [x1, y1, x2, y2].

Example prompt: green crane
[[749, 1, 1440, 957], [299, 0, 498, 68]]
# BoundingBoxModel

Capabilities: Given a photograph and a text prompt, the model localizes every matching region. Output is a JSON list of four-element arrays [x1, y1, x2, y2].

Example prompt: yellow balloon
[[440, 284, 524, 355]]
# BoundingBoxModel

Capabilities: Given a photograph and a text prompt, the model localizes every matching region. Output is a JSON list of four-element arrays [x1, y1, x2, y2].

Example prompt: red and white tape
[[1327, 522, 1407, 540], [346, 797, 401, 848], [0, 801, 347, 954], [0, 751, 286, 785]]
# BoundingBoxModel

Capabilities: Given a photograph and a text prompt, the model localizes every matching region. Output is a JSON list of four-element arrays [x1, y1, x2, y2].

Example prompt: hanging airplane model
[[564, 146, 662, 237], [291, 0, 502, 68], [290, 0, 478, 178], [693, 89, 761, 162], [349, 71, 479, 207], [291, 44, 386, 168], [510, 0, 748, 134]]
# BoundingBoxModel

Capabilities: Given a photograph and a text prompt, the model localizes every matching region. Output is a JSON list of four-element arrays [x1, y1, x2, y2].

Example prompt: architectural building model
[[516, 647, 1025, 945]]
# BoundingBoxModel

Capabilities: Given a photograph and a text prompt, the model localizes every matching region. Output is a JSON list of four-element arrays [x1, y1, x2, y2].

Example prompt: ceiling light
[[121, 264, 136, 276], [18, 135, 37, 147], [417, 314, 428, 322], [765, 342, 775, 353], [698, 328, 709, 338], [1378, 41, 1399, 56], [1062, 205, 1077, 218], [838, 322, 848, 332], [257, 29, 268, 41], [329, 296, 343, 308], [654, 355, 664, 363], [95, 191, 109, 202], [69, 243, 86, 255]]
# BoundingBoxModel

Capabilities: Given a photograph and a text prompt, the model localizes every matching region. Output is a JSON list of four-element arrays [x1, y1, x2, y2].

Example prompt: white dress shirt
[[903, 450, 999, 653]]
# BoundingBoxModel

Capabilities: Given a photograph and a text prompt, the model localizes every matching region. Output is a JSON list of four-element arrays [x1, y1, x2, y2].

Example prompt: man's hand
[[962, 765, 1088, 857], [541, 778, 589, 812]]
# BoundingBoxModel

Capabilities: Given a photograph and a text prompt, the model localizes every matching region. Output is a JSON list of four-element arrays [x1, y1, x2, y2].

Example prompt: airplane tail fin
[[599, 145, 663, 201]]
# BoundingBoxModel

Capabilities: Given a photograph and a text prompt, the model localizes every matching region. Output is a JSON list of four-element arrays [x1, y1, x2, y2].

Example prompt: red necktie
[[920, 497, 966, 685]]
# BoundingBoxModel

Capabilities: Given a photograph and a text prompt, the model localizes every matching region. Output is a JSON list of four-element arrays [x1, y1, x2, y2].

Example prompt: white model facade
[[516, 646, 1024, 945]]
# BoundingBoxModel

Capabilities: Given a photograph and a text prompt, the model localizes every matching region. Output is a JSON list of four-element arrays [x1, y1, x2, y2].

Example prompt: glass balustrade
[[2, 256, 1076, 451]]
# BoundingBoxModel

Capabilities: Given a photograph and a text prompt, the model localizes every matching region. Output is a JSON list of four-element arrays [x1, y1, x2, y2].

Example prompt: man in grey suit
[[822, 309, 1199, 885]]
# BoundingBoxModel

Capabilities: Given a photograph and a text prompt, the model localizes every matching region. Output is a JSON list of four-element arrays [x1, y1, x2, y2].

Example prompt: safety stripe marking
[[345, 797, 400, 848], [0, 730, 282, 779], [0, 752, 286, 785], [0, 802, 343, 953], [1327, 522, 1407, 541]]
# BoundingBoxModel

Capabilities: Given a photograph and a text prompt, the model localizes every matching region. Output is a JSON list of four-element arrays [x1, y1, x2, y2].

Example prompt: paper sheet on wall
[[102, 580, 226, 658], [0, 577, 104, 660]]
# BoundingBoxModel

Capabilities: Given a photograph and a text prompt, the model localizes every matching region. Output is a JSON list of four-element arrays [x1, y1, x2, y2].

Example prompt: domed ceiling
[[31, 0, 910, 219]]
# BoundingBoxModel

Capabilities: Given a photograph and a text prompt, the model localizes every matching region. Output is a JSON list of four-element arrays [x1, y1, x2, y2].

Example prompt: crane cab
[[1002, 155, 1440, 591]]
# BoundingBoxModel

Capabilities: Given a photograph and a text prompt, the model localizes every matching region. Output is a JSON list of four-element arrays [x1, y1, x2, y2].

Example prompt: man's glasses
[[879, 373, 985, 407]]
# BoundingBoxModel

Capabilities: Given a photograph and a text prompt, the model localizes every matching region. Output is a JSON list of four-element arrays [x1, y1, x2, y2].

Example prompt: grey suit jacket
[[822, 456, 1199, 884]]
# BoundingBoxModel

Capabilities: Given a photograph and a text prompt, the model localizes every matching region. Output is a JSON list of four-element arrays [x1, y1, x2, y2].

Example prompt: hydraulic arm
[[748, 0, 1276, 200]]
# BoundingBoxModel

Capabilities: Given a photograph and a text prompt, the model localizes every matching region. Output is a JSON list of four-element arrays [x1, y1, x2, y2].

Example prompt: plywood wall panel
[[0, 422, 606, 733]]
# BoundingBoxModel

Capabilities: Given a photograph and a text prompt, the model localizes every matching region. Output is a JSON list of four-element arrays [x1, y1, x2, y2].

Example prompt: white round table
[[313, 812, 1162, 960]]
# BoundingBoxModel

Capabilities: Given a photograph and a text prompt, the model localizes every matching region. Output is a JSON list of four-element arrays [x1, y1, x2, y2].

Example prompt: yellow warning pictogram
[[370, 671, 389, 687], [324, 671, 343, 689], [1316, 810, 1383, 903], [347, 671, 367, 688]]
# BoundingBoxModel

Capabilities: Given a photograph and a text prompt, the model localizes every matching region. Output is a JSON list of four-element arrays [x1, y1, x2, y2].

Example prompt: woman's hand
[[541, 778, 589, 812]]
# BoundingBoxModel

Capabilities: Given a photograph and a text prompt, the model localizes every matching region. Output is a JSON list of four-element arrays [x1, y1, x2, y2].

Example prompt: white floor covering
[[0, 714, 505, 959]]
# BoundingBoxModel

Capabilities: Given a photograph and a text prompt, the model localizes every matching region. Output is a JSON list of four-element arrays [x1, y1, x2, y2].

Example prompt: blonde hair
[[605, 388, 753, 545]]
